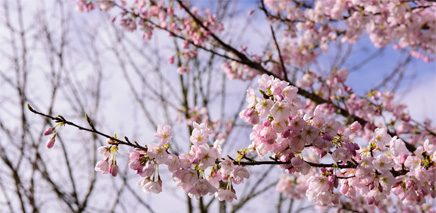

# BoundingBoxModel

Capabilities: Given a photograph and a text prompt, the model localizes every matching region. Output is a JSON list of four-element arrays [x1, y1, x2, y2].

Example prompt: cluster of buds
[[43, 122, 65, 149]]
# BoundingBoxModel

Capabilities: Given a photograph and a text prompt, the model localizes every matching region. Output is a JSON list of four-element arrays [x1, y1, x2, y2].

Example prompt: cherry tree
[[22, 0, 436, 212]]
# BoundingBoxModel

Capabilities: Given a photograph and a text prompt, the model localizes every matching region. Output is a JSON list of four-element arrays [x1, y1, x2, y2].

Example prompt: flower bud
[[109, 163, 118, 177], [43, 127, 54, 136], [46, 135, 56, 149]]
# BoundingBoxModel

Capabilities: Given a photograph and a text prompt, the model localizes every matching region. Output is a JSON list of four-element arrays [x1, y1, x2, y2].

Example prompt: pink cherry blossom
[[306, 175, 337, 206], [155, 124, 172, 144], [373, 155, 394, 173], [215, 189, 237, 202], [95, 159, 109, 174], [239, 108, 259, 125], [277, 175, 308, 199], [231, 166, 249, 184], [95, 145, 118, 176], [188, 179, 217, 198], [96, 0, 114, 11], [140, 178, 163, 194], [190, 122, 211, 145]]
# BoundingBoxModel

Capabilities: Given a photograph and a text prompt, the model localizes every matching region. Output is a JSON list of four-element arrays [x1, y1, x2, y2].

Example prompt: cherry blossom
[[155, 124, 172, 144]]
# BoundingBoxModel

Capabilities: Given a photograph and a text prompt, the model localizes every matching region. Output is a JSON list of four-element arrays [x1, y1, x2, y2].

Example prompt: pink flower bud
[[46, 135, 56, 149], [168, 55, 175, 64], [109, 163, 118, 177], [43, 127, 54, 136]]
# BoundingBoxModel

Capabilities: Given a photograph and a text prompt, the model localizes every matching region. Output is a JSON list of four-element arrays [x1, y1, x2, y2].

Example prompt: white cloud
[[400, 73, 436, 122]]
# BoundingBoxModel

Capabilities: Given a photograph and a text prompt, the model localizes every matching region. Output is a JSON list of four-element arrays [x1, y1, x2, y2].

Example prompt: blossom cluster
[[296, 69, 433, 147], [264, 0, 436, 66], [76, 0, 435, 76], [93, 123, 249, 202], [239, 74, 435, 211], [221, 60, 257, 80], [95, 144, 119, 177]]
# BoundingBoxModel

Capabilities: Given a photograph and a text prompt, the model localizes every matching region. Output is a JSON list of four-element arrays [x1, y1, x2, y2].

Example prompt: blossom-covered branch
[[30, 73, 435, 211], [26, 0, 436, 212]]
